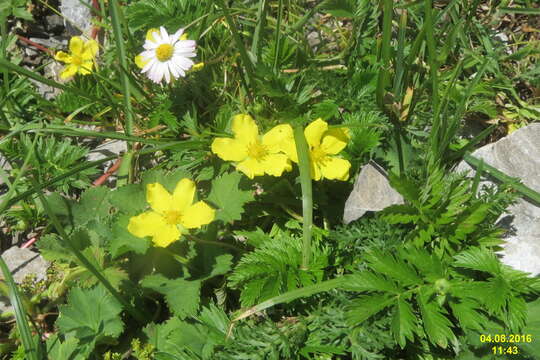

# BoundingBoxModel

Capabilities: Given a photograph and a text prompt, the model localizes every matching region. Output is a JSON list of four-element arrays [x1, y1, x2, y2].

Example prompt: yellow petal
[[262, 124, 294, 153], [127, 211, 166, 238], [260, 154, 292, 177], [152, 223, 182, 247], [231, 114, 259, 144], [135, 54, 150, 69], [60, 64, 78, 79], [146, 28, 160, 41], [304, 118, 328, 148], [320, 133, 347, 155], [82, 39, 98, 59], [211, 138, 247, 162], [78, 61, 94, 75], [172, 178, 196, 212], [54, 51, 72, 63], [319, 157, 351, 181], [146, 183, 173, 214], [236, 158, 266, 179], [69, 36, 84, 55], [181, 201, 215, 229], [310, 160, 322, 181]]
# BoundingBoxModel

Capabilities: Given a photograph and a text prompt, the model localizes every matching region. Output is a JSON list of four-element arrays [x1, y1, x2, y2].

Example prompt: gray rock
[[343, 162, 404, 224], [0, 247, 49, 314], [46, 14, 65, 34], [60, 0, 93, 37], [87, 140, 127, 163], [456, 123, 540, 276]]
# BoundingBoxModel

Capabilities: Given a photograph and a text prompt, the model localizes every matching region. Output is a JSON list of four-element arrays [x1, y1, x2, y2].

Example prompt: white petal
[[160, 27, 170, 43], [176, 57, 195, 70], [143, 41, 159, 50], [171, 28, 184, 43], [168, 61, 180, 79], [164, 66, 171, 83], [141, 58, 157, 73]]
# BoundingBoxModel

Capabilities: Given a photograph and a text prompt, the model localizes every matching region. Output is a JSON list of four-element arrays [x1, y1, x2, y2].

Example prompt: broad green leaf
[[321, 0, 356, 17], [56, 285, 124, 351], [109, 214, 150, 258], [73, 187, 112, 226], [207, 172, 254, 223], [141, 274, 201, 319], [342, 271, 399, 293], [449, 298, 486, 331], [453, 248, 501, 274], [365, 251, 421, 286], [46, 335, 87, 360], [110, 184, 147, 215]]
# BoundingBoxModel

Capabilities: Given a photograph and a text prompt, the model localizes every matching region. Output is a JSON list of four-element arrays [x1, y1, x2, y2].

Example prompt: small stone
[[0, 247, 49, 314], [60, 0, 93, 37], [46, 14, 65, 34], [343, 162, 404, 224]]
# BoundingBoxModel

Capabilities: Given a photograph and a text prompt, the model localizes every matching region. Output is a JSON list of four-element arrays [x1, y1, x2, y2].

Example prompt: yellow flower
[[54, 36, 99, 79], [211, 114, 294, 179], [127, 179, 215, 247], [287, 118, 351, 181]]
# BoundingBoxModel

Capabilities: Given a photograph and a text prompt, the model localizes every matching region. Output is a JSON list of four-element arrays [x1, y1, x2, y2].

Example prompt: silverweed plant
[[0, 0, 539, 359]]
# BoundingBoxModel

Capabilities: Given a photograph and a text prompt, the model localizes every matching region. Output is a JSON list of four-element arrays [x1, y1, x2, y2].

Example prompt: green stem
[[273, 0, 284, 73], [187, 235, 244, 253], [109, 0, 134, 183], [32, 177, 148, 325], [293, 125, 313, 270], [116, 150, 133, 187], [215, 0, 255, 85], [376, 0, 393, 109]]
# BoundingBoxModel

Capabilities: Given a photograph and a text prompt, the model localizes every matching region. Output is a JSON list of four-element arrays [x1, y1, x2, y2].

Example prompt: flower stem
[[293, 125, 313, 270]]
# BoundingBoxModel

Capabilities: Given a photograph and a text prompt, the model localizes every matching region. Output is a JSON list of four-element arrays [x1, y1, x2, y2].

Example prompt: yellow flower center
[[71, 55, 83, 66], [156, 44, 174, 62], [246, 141, 268, 160], [164, 210, 183, 225], [310, 146, 327, 164]]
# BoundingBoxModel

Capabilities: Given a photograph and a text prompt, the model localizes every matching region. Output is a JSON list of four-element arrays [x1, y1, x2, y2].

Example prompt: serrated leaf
[[73, 187, 111, 226], [207, 172, 254, 223], [347, 294, 394, 325], [449, 298, 486, 331], [141, 274, 201, 319], [342, 271, 399, 293], [56, 285, 124, 350], [453, 248, 501, 274], [392, 298, 416, 348], [110, 184, 147, 214], [418, 291, 455, 349], [381, 204, 420, 224], [109, 214, 150, 258], [203, 254, 233, 280], [141, 168, 191, 193], [46, 335, 87, 360], [365, 251, 421, 286]]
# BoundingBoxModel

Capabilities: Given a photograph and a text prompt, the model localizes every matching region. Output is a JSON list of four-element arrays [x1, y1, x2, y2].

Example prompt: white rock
[[456, 124, 540, 276], [60, 0, 93, 37], [343, 162, 404, 224]]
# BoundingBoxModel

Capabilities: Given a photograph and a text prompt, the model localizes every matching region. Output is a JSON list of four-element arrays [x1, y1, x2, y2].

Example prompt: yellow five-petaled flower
[[211, 114, 294, 179], [284, 118, 351, 181], [54, 36, 99, 79], [127, 179, 215, 247]]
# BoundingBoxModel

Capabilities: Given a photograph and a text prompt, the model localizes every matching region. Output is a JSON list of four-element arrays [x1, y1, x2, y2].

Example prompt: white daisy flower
[[135, 26, 196, 84]]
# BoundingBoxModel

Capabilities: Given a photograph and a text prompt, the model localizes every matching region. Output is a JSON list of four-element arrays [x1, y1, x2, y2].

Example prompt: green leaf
[[109, 214, 150, 258], [453, 248, 501, 274], [365, 251, 421, 286], [449, 298, 486, 331], [207, 172, 254, 223], [46, 335, 86, 360], [391, 297, 416, 348], [110, 184, 147, 215], [346, 294, 394, 325], [141, 168, 191, 193], [321, 0, 356, 17], [342, 271, 399, 293], [418, 291, 455, 349], [141, 274, 201, 319], [56, 285, 124, 351], [73, 187, 112, 226]]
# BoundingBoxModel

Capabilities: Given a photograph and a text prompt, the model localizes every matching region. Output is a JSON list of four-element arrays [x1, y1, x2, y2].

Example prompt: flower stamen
[[164, 210, 183, 225], [246, 141, 268, 160], [156, 44, 174, 62]]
